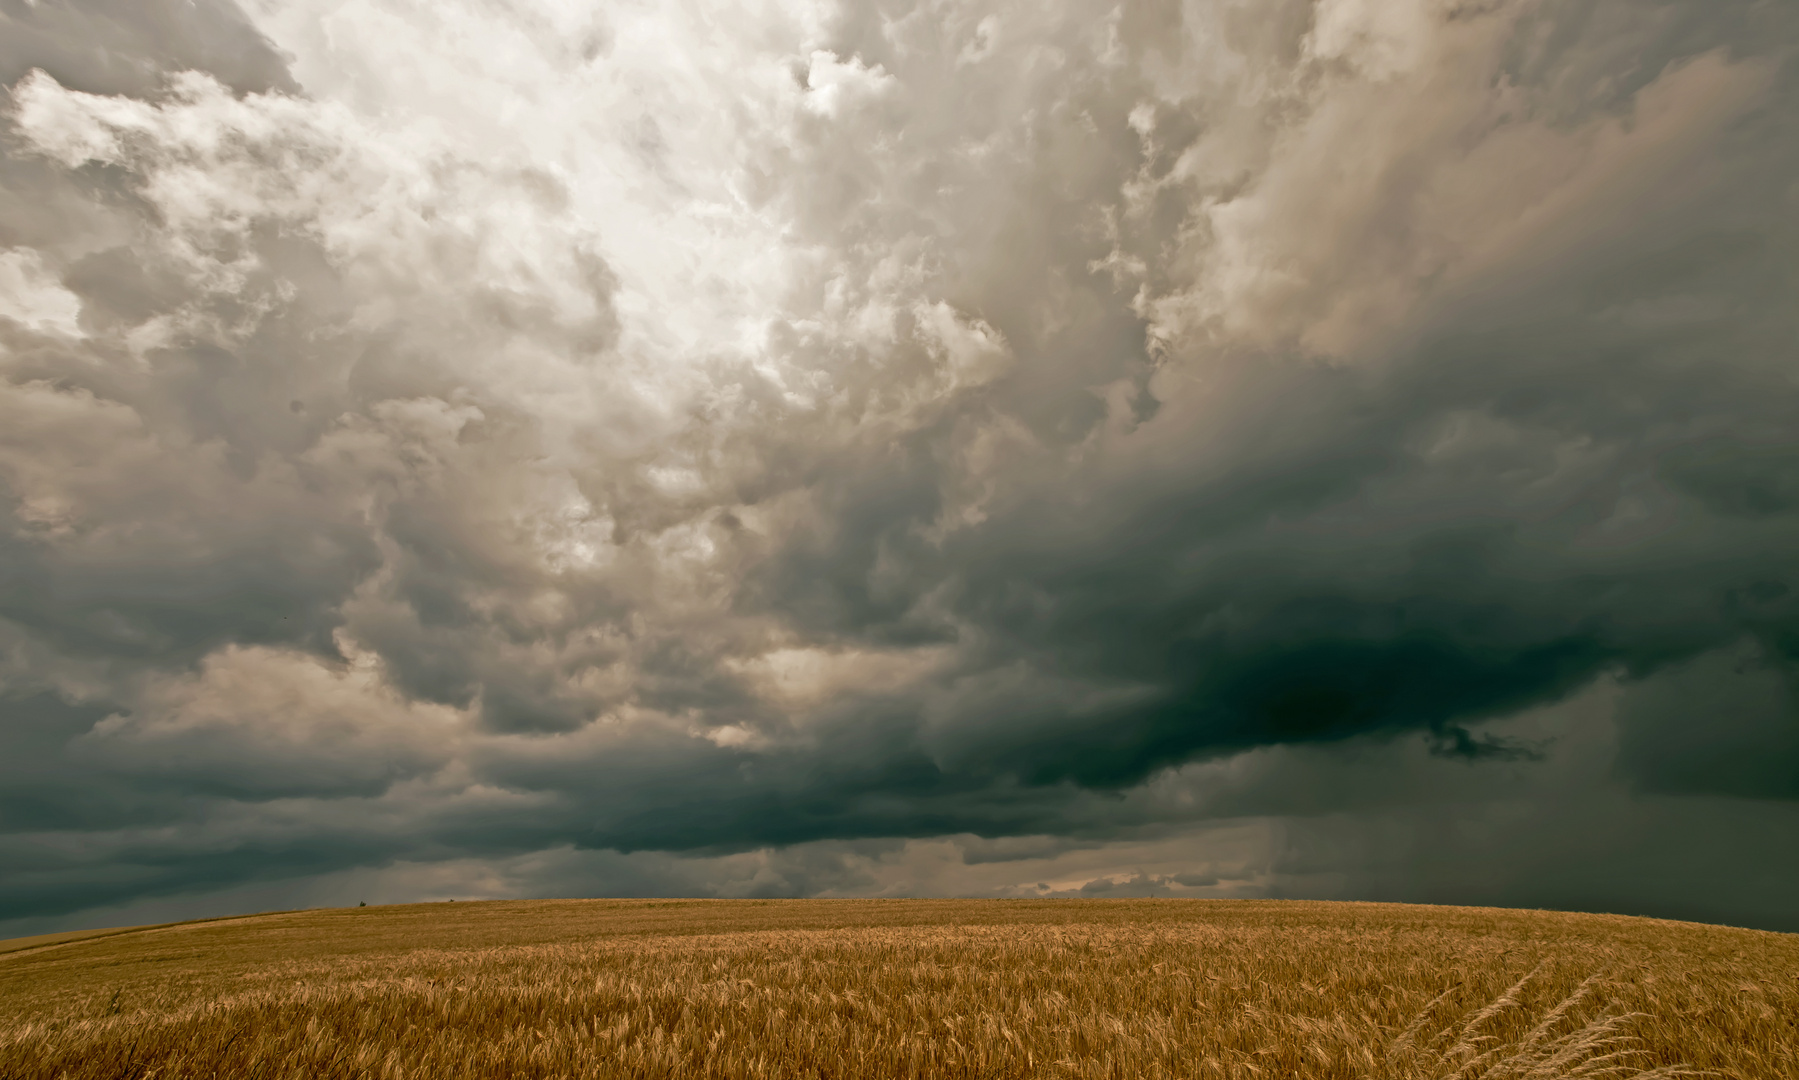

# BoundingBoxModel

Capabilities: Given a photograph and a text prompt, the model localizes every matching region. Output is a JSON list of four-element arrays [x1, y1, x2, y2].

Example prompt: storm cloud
[[1, 0, 1796, 935]]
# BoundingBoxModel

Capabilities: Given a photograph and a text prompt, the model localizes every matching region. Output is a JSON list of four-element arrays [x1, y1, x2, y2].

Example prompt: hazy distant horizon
[[2, 0, 1796, 939]]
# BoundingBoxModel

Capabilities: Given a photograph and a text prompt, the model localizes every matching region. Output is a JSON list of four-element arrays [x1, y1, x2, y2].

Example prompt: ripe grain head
[[0, 899, 1792, 1079]]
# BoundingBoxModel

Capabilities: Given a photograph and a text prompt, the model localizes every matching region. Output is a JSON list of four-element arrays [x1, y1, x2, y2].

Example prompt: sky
[[0, 0, 1796, 938]]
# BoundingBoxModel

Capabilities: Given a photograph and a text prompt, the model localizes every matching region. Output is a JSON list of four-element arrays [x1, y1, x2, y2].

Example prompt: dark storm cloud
[[1614, 642, 1799, 801], [0, 0, 1796, 930]]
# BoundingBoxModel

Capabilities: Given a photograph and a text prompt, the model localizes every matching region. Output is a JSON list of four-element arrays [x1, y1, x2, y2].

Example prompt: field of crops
[[1, 898, 1793, 1079]]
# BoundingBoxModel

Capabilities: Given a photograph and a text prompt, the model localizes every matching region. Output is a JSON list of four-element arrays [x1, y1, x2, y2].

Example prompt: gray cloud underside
[[0, 0, 1796, 927]]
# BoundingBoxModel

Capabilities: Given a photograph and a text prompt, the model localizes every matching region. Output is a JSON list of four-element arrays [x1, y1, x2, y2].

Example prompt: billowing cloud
[[1, 0, 1796, 935]]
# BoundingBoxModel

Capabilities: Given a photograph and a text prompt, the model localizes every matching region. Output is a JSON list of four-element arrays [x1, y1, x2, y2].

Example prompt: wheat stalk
[[1388, 971, 1719, 1080]]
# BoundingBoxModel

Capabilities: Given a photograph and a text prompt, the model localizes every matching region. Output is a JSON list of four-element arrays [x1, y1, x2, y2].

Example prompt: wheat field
[[0, 898, 1794, 1079]]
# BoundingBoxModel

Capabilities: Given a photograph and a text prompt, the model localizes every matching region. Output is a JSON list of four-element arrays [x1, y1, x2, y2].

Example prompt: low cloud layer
[[1, 0, 1796, 935]]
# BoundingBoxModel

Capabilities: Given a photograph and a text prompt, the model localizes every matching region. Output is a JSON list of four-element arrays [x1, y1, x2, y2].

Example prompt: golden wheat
[[0, 899, 1793, 1079]]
